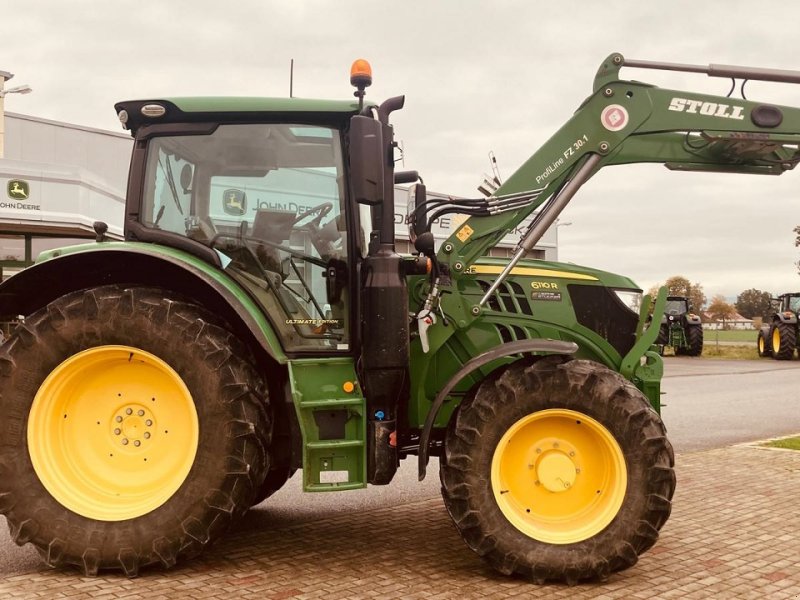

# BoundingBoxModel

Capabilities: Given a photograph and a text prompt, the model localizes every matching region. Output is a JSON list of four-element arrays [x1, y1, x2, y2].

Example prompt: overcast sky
[[4, 0, 800, 302]]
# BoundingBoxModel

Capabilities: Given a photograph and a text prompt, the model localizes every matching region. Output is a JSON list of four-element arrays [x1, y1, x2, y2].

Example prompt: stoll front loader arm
[[413, 53, 800, 464], [439, 53, 800, 272]]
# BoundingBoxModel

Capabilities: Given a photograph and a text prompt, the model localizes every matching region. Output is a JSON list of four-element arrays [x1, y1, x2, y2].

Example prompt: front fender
[[0, 242, 287, 364], [417, 338, 578, 480]]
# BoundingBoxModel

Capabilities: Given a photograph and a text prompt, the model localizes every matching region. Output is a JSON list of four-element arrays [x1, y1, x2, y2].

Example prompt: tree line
[[648, 276, 778, 325]]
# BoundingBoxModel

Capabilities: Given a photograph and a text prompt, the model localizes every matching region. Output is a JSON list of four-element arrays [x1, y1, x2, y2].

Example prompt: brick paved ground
[[1, 444, 799, 599]]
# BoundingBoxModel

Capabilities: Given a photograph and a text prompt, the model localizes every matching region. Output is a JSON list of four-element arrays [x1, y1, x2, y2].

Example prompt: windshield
[[140, 123, 353, 352], [664, 299, 688, 316]]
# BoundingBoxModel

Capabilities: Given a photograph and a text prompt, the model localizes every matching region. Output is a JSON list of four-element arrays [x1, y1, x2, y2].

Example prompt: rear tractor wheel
[[771, 322, 796, 360], [441, 358, 675, 584], [0, 285, 271, 576]]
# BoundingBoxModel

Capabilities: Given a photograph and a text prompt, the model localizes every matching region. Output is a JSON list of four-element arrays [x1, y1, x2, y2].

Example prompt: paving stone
[[0, 445, 799, 598]]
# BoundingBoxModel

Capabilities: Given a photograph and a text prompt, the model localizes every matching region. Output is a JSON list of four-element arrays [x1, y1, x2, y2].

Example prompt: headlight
[[614, 290, 642, 313]]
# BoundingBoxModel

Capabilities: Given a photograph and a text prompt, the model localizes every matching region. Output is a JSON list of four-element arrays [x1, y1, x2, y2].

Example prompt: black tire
[[0, 285, 270, 576], [771, 322, 796, 360], [757, 331, 772, 358], [440, 358, 675, 584], [684, 325, 703, 357]]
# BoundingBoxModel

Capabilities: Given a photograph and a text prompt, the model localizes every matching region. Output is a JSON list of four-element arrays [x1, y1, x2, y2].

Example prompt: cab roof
[[114, 96, 374, 135]]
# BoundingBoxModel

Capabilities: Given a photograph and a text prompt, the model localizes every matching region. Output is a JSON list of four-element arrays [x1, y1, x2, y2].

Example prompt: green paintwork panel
[[288, 358, 366, 491], [35, 240, 288, 363], [407, 257, 665, 429], [167, 97, 367, 115]]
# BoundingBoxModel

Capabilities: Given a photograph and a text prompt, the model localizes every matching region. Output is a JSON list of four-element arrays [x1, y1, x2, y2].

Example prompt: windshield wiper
[[158, 154, 184, 216]]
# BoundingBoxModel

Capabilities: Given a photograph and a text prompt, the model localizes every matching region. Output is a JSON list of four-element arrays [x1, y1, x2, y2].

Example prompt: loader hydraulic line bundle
[[0, 53, 799, 584]]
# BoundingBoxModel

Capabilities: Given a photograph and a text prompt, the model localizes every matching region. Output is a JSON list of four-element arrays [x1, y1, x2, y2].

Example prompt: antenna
[[489, 151, 503, 187], [289, 59, 294, 98], [477, 151, 503, 196]]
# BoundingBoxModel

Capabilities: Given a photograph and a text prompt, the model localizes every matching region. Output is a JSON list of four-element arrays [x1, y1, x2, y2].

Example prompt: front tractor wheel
[[440, 358, 675, 584], [0, 285, 270, 576], [757, 331, 772, 358]]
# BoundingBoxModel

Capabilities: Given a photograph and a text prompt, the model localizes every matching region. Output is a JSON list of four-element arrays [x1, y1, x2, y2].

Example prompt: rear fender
[[0, 245, 288, 366], [775, 312, 798, 325]]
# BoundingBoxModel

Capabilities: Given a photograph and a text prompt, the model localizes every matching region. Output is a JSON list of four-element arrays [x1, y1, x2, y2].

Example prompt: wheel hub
[[491, 408, 627, 544], [536, 447, 578, 493], [114, 405, 155, 448], [28, 345, 199, 521]]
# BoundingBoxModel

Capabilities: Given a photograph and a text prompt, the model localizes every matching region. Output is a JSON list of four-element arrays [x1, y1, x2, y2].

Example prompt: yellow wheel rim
[[758, 336, 765, 354], [491, 408, 627, 544], [28, 346, 199, 521], [772, 328, 781, 353]]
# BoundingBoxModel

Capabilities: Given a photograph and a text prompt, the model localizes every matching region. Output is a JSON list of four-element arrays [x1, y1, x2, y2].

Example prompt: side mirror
[[407, 183, 429, 240], [349, 115, 384, 206], [180, 163, 193, 193]]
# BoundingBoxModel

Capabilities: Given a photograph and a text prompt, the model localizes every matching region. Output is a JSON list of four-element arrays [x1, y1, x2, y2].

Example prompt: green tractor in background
[[656, 296, 704, 356], [758, 292, 800, 359], [2, 53, 800, 584]]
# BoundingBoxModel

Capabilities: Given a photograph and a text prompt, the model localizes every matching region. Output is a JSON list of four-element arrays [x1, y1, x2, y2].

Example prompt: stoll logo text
[[667, 97, 745, 120]]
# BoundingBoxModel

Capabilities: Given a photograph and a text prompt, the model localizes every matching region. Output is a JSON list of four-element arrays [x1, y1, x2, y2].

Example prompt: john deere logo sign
[[223, 189, 246, 216], [7, 180, 29, 200]]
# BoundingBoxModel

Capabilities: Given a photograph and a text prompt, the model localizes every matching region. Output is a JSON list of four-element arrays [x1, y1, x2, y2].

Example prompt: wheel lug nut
[[134, 440, 141, 447], [137, 410, 144, 416], [116, 416, 123, 423], [569, 451, 575, 457], [144, 432, 151, 439], [122, 439, 129, 445], [145, 419, 153, 427], [125, 408, 133, 415], [114, 428, 121, 435], [553, 442, 559, 448], [535, 448, 542, 454]]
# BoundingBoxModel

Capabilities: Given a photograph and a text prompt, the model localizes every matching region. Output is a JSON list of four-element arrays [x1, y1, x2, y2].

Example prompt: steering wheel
[[292, 202, 334, 228]]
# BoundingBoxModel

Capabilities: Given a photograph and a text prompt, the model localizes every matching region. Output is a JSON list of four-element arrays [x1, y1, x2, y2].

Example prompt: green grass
[[699, 345, 760, 360], [762, 436, 800, 451], [702, 329, 758, 343]]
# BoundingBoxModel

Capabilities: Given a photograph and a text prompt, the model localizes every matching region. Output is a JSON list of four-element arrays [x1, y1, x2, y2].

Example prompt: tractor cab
[[117, 116, 359, 353], [780, 292, 800, 315]]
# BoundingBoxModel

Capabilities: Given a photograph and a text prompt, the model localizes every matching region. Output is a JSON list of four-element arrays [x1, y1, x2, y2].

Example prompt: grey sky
[[4, 0, 800, 301]]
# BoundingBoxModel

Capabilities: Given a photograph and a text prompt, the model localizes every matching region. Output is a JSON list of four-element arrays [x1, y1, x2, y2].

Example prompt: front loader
[[2, 53, 800, 584]]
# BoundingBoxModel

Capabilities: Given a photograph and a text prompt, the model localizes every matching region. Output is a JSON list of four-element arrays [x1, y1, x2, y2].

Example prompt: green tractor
[[757, 292, 800, 359], [656, 296, 704, 356], [2, 53, 800, 584]]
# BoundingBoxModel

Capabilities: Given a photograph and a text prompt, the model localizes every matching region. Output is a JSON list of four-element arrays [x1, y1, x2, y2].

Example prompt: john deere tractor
[[758, 292, 800, 359], [2, 53, 800, 584], [656, 296, 704, 356]]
